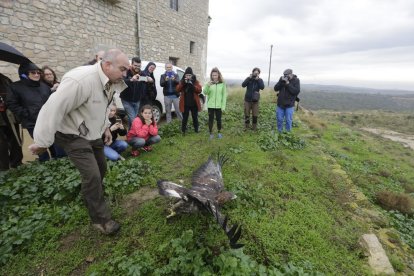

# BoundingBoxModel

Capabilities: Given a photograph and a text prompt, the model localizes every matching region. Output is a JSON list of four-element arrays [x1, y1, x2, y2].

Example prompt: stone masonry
[[0, 0, 209, 81]]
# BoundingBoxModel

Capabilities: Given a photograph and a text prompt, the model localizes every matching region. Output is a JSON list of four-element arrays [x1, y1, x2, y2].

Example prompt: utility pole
[[268, 44, 273, 87]]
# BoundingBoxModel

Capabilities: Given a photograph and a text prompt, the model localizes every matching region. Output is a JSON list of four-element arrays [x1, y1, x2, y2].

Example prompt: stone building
[[0, 0, 209, 81]]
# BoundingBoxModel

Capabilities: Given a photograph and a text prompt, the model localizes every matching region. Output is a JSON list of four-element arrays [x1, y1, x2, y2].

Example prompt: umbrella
[[0, 42, 32, 64]]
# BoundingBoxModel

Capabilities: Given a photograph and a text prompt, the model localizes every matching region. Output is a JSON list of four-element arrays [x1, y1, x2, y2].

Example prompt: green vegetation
[[1, 88, 413, 275]]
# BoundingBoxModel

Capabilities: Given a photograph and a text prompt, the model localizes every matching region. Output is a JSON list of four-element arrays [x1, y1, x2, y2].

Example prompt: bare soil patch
[[361, 128, 414, 150]]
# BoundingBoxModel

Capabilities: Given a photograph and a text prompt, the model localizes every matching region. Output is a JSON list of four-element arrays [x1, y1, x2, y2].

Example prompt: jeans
[[164, 96, 182, 123], [27, 127, 66, 162], [182, 106, 199, 133], [104, 139, 128, 161], [121, 99, 140, 128], [128, 135, 161, 149], [276, 106, 294, 132]]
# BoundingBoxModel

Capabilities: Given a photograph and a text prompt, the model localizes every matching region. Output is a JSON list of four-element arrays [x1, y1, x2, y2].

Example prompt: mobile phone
[[116, 118, 122, 124]]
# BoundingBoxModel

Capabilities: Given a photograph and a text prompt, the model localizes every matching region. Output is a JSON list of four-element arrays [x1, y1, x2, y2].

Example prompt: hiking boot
[[131, 150, 140, 157], [209, 133, 214, 140], [143, 146, 153, 152], [92, 219, 120, 235], [217, 133, 223, 139]]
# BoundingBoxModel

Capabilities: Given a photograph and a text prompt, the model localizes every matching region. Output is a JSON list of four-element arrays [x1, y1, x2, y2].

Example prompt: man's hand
[[28, 144, 47, 155], [103, 127, 113, 146]]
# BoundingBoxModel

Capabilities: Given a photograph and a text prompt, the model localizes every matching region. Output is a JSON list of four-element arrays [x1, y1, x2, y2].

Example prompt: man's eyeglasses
[[29, 71, 41, 75]]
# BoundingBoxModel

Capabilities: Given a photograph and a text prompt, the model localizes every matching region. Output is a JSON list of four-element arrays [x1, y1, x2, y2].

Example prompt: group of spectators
[[0, 62, 66, 171], [242, 67, 300, 132], [0, 47, 300, 235]]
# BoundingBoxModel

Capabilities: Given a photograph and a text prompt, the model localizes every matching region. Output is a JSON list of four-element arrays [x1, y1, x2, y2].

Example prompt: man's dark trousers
[[55, 132, 111, 224]]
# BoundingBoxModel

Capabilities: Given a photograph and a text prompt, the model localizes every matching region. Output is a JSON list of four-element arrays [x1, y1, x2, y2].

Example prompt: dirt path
[[361, 128, 414, 150]]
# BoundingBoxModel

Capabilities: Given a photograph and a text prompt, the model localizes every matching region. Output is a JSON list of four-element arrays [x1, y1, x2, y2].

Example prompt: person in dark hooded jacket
[[273, 68, 300, 132], [6, 62, 65, 161], [140, 62, 157, 108], [176, 67, 202, 134], [242, 67, 265, 131]]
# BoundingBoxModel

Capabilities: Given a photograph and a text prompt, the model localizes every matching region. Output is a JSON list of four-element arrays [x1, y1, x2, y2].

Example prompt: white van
[[114, 61, 185, 123]]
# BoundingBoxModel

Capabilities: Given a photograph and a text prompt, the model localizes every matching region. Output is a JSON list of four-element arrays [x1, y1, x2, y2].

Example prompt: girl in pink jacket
[[127, 104, 161, 157]]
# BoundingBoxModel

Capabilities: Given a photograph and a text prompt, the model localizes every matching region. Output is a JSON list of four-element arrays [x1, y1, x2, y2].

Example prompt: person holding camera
[[176, 67, 202, 134], [203, 67, 227, 139], [242, 67, 264, 131], [273, 68, 300, 132], [160, 62, 182, 123], [120, 57, 145, 129], [103, 104, 128, 161]]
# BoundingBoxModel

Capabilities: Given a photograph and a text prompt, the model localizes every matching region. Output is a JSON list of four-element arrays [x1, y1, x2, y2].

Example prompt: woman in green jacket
[[203, 67, 227, 139]]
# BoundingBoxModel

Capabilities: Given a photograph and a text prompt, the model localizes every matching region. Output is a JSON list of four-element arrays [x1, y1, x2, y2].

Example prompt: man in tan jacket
[[29, 49, 129, 235]]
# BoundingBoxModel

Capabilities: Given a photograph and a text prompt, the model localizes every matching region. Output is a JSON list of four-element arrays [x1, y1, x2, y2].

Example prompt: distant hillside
[[302, 84, 414, 95], [300, 91, 414, 111], [226, 79, 414, 95]]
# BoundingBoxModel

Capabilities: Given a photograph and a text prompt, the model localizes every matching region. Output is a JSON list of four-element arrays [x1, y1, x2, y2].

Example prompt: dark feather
[[157, 154, 243, 249]]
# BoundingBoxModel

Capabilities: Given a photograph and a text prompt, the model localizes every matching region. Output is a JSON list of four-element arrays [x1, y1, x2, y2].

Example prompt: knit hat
[[184, 67, 193, 75], [19, 62, 40, 75], [283, 69, 293, 75]]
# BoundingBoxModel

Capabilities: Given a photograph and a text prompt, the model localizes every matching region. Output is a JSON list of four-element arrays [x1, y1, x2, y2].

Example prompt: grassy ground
[[1, 88, 413, 275]]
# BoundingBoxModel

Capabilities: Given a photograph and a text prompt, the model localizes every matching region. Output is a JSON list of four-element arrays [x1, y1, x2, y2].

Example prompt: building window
[[170, 0, 178, 11], [190, 41, 195, 54], [169, 57, 179, 66]]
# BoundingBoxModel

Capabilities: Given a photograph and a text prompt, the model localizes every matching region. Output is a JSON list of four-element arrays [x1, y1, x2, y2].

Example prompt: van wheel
[[152, 104, 162, 123]]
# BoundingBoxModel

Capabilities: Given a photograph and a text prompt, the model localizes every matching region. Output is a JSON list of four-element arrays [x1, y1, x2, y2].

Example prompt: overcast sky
[[206, 0, 414, 90]]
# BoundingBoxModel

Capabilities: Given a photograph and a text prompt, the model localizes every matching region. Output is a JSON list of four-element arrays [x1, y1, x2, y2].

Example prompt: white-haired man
[[29, 49, 129, 235]]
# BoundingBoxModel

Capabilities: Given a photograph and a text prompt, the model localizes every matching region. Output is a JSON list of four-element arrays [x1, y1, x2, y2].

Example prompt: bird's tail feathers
[[206, 200, 243, 249], [217, 152, 229, 168], [157, 180, 188, 199]]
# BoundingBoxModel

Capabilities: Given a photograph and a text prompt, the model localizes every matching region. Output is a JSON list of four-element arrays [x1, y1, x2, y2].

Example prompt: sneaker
[[131, 150, 140, 157], [209, 134, 214, 140], [143, 146, 152, 152], [218, 133, 223, 139], [92, 219, 120, 235]]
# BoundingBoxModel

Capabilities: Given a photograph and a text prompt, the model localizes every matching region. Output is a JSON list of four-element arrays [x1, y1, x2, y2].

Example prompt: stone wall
[[0, 0, 209, 81], [139, 0, 209, 79]]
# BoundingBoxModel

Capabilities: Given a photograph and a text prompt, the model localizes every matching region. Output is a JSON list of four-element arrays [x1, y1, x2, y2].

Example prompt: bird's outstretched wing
[[157, 180, 189, 200], [206, 200, 243, 249], [191, 153, 229, 192]]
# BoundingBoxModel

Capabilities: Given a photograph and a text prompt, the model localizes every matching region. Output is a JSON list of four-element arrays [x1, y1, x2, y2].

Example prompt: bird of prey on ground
[[157, 153, 243, 249]]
